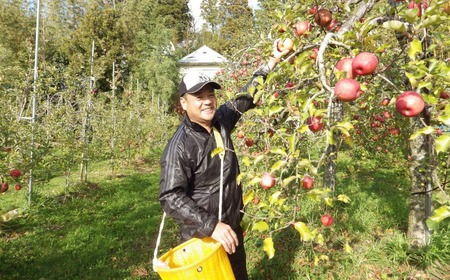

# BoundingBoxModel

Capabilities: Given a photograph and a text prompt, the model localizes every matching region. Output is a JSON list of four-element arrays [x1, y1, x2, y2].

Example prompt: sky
[[188, 0, 260, 31]]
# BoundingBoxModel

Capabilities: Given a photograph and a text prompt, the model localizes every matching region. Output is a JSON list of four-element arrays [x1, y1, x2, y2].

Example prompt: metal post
[[28, 0, 41, 207]]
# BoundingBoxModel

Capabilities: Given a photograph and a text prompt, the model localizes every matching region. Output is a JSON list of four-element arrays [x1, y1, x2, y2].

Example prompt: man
[[159, 41, 288, 279]]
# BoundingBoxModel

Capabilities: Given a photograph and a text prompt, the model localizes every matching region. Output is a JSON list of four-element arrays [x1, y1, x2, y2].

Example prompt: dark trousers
[[228, 226, 248, 280]]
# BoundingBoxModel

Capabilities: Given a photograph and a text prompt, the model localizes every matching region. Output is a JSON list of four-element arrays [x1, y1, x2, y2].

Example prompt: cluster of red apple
[[1, 168, 23, 193]]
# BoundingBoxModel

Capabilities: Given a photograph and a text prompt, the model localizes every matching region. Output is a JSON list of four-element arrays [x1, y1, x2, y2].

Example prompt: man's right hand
[[211, 222, 239, 254]]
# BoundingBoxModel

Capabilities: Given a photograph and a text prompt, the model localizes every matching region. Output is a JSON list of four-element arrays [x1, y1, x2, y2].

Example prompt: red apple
[[382, 98, 390, 106], [395, 91, 425, 117], [325, 19, 339, 32], [9, 168, 21, 178], [285, 81, 295, 88], [245, 138, 254, 147], [307, 116, 324, 132], [293, 20, 310, 36], [436, 128, 443, 135], [334, 78, 361, 102], [383, 111, 392, 119], [335, 57, 355, 79], [260, 172, 276, 190], [391, 128, 400, 135], [409, 0, 428, 16], [15, 184, 22, 191], [302, 176, 314, 189], [310, 48, 318, 60], [352, 52, 378, 76], [314, 9, 332, 27], [237, 130, 245, 139], [1, 182, 8, 193], [277, 38, 294, 52], [273, 91, 279, 98], [440, 91, 449, 99], [252, 197, 260, 204], [443, 1, 450, 15], [320, 214, 333, 227], [309, 5, 318, 14]]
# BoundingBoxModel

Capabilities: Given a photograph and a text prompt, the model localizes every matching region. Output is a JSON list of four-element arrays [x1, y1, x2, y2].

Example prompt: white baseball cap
[[178, 72, 221, 96]]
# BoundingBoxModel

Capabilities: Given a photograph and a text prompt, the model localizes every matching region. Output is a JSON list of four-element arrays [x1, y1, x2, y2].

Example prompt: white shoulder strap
[[153, 127, 226, 270]]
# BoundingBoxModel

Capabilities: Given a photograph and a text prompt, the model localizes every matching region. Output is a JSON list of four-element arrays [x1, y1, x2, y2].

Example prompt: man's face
[[180, 84, 217, 129]]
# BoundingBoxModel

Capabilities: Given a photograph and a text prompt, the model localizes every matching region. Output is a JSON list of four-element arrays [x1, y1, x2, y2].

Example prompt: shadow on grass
[[337, 163, 410, 235], [0, 169, 177, 280]]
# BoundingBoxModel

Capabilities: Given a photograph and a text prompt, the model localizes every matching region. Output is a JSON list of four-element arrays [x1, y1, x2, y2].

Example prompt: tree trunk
[[323, 100, 343, 193], [407, 110, 434, 248]]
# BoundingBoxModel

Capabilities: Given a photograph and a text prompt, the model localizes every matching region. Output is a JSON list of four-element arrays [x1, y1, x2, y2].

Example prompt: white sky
[[188, 0, 260, 31]]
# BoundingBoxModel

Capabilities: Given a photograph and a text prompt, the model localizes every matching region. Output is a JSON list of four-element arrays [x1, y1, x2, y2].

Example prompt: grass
[[1, 151, 449, 279]]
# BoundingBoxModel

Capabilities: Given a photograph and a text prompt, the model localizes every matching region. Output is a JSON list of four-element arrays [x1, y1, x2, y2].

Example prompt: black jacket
[[159, 70, 268, 241]]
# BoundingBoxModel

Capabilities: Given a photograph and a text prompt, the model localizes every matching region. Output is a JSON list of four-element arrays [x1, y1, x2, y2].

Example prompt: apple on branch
[[314, 8, 332, 27], [302, 175, 314, 189], [352, 52, 378, 76], [276, 38, 294, 52], [293, 20, 310, 37], [310, 48, 318, 60], [260, 172, 276, 190], [1, 182, 9, 193], [245, 138, 254, 147], [335, 57, 355, 79], [307, 116, 324, 132], [320, 214, 334, 227], [334, 78, 361, 102], [395, 91, 425, 117]]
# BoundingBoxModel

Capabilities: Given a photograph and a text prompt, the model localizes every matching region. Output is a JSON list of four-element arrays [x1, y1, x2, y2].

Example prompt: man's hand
[[272, 38, 290, 60], [267, 39, 291, 71], [211, 222, 239, 254]]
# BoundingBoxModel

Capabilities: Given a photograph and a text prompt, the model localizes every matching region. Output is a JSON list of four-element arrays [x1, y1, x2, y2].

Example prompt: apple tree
[[215, 0, 450, 261]]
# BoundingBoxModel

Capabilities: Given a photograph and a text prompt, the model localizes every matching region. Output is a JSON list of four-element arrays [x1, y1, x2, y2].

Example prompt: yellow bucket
[[155, 237, 235, 280]]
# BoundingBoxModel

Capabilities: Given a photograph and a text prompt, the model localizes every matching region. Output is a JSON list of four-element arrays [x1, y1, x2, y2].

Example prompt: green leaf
[[402, 8, 419, 23], [437, 115, 450, 126], [254, 154, 266, 164], [269, 191, 282, 205], [436, 135, 450, 154], [269, 105, 284, 116], [282, 175, 297, 186], [248, 176, 261, 186], [293, 222, 315, 241], [337, 194, 351, 203], [324, 197, 333, 207], [382, 20, 406, 32], [426, 206, 450, 230], [263, 237, 275, 259], [289, 133, 296, 153], [270, 148, 287, 156], [270, 160, 286, 172], [405, 72, 418, 88], [210, 147, 224, 158], [242, 156, 251, 167], [243, 191, 254, 206], [344, 242, 353, 254], [253, 221, 270, 232], [328, 130, 335, 145], [422, 15, 448, 28], [409, 126, 435, 140], [408, 39, 422, 61], [417, 81, 432, 91]]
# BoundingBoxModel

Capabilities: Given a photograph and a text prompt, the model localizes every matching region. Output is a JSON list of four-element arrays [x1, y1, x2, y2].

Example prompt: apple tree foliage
[[215, 0, 450, 259]]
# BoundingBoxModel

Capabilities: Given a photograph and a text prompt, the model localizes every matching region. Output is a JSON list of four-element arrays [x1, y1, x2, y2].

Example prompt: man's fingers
[[211, 222, 239, 254]]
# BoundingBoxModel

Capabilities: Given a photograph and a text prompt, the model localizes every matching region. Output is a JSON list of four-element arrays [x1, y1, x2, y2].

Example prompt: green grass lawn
[[0, 152, 449, 279]]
